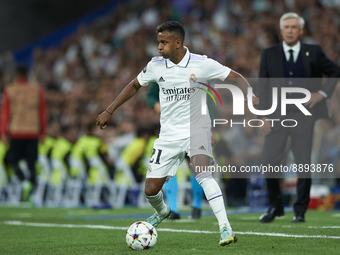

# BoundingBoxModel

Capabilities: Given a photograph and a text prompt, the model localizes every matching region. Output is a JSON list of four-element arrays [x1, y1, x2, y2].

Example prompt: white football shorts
[[146, 129, 214, 180]]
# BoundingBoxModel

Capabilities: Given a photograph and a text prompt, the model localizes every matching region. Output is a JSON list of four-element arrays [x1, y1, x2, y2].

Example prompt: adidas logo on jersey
[[159, 76, 165, 82], [198, 146, 206, 150]]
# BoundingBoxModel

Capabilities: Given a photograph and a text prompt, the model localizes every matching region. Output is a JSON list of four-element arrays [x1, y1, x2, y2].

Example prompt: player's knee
[[144, 183, 160, 196], [144, 187, 156, 196], [144, 178, 165, 196]]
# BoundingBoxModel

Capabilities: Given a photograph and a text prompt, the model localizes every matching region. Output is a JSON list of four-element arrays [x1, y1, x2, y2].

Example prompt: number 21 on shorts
[[149, 149, 162, 164]]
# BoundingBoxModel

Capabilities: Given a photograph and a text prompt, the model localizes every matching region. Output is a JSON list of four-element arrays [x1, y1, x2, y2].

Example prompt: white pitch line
[[2, 221, 340, 239], [234, 231, 340, 239], [3, 221, 127, 230], [308, 226, 340, 229]]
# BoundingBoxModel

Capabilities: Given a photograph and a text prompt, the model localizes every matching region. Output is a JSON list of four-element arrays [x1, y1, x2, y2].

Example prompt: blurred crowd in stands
[[0, 0, 339, 206]]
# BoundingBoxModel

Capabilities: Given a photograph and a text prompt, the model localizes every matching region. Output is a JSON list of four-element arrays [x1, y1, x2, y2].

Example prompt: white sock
[[196, 172, 232, 231], [145, 191, 168, 216]]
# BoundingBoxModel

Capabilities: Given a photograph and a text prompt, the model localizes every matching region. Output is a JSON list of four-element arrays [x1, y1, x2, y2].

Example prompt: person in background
[[257, 12, 340, 223], [1, 65, 47, 201]]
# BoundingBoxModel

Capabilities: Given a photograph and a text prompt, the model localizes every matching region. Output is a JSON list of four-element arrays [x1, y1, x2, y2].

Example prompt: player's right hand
[[96, 110, 112, 129]]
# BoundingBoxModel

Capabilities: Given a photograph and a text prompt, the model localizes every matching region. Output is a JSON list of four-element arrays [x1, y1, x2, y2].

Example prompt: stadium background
[[0, 0, 339, 209]]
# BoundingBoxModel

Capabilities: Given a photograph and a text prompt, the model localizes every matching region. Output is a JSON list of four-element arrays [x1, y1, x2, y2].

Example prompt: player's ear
[[176, 38, 181, 49]]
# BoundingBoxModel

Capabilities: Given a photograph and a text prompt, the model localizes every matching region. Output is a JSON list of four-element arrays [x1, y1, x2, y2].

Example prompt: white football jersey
[[137, 47, 231, 141]]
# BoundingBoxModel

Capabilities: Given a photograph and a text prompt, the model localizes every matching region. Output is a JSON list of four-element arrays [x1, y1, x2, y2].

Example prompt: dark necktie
[[288, 49, 294, 67]]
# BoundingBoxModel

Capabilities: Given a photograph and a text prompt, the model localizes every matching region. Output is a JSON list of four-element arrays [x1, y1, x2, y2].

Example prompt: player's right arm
[[96, 78, 142, 129], [97, 58, 156, 129]]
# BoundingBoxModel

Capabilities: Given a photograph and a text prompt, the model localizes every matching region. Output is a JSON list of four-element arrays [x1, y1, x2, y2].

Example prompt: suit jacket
[[257, 42, 340, 120]]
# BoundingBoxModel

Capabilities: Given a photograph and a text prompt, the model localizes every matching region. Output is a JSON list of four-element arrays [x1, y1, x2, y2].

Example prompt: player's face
[[157, 31, 180, 59], [280, 18, 303, 47]]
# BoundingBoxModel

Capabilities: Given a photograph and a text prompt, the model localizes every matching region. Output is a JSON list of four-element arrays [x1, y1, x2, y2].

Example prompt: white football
[[126, 221, 158, 250]]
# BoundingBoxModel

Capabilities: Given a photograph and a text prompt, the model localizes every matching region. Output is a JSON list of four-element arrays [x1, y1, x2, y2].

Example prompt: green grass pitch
[[0, 206, 339, 254]]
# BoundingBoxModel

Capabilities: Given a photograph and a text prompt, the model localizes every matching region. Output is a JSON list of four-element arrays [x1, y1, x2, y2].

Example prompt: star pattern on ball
[[131, 232, 140, 241], [147, 227, 156, 237], [142, 243, 151, 250], [135, 221, 142, 226]]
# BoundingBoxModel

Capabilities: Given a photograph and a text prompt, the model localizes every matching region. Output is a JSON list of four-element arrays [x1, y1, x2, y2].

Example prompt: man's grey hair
[[280, 12, 305, 29]]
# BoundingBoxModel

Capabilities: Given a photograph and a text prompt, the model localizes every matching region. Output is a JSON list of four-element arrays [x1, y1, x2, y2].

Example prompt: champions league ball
[[126, 221, 158, 250]]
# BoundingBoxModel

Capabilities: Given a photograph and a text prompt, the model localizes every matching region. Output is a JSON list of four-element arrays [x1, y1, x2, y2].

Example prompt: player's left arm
[[225, 70, 259, 107]]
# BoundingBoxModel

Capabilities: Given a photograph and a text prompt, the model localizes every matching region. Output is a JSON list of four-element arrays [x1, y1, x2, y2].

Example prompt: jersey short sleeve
[[137, 61, 156, 86], [204, 58, 231, 81]]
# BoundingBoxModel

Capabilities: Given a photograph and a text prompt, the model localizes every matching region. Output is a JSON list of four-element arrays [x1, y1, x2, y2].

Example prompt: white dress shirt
[[282, 41, 301, 63]]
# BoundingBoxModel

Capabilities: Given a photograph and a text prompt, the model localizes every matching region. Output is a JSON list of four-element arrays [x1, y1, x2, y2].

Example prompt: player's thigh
[[146, 138, 185, 180], [187, 129, 214, 172], [190, 154, 212, 176]]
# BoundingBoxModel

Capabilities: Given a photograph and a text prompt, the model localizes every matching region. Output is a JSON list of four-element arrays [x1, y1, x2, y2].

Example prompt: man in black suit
[[257, 12, 340, 223]]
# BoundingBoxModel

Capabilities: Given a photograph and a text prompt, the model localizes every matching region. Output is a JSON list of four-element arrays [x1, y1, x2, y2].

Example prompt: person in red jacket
[[1, 65, 47, 200]]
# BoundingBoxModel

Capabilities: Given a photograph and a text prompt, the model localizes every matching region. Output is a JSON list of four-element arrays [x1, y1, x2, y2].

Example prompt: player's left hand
[[252, 95, 260, 107], [96, 110, 112, 129], [245, 95, 260, 107], [305, 92, 325, 108]]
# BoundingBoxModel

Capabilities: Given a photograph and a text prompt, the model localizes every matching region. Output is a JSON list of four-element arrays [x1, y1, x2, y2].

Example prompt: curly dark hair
[[156, 21, 185, 41]]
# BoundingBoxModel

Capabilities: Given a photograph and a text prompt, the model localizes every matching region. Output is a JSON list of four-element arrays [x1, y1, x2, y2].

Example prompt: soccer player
[[147, 82, 204, 220], [97, 21, 259, 246]]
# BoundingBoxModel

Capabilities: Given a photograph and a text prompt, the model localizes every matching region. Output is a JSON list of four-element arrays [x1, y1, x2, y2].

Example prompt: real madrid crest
[[189, 74, 197, 84], [148, 164, 152, 173]]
